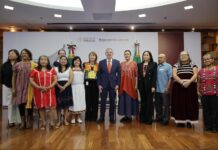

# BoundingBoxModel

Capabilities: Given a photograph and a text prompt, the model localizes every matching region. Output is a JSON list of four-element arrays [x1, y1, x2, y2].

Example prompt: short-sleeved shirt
[[156, 62, 172, 93]]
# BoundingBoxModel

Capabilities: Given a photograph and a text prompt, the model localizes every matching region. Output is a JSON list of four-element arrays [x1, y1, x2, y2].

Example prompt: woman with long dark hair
[[30, 55, 57, 130], [69, 56, 86, 124], [1, 49, 21, 127], [138, 51, 157, 124], [12, 49, 37, 129], [55, 56, 73, 127]]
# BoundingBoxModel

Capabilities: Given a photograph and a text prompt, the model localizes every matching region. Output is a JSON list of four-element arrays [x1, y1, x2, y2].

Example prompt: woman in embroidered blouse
[[12, 49, 37, 129], [197, 53, 218, 132], [84, 52, 99, 122], [118, 50, 138, 123], [30, 55, 57, 130]]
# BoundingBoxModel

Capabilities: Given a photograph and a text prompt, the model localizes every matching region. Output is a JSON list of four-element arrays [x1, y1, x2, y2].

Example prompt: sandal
[[55, 122, 61, 128], [49, 124, 55, 129], [40, 124, 46, 130], [64, 121, 69, 126]]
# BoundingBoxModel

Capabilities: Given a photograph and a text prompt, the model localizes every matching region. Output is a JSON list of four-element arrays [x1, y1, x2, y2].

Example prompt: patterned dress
[[30, 68, 57, 109], [171, 63, 199, 124], [13, 61, 37, 108]]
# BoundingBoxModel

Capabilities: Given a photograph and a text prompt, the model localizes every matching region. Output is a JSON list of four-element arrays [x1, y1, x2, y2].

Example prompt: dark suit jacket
[[138, 61, 157, 91], [97, 59, 121, 89]]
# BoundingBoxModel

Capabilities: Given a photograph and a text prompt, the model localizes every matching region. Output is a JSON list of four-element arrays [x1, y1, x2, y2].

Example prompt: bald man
[[155, 54, 172, 125]]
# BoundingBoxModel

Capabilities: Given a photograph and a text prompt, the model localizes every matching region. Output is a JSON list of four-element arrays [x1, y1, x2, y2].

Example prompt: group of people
[[1, 47, 218, 133]]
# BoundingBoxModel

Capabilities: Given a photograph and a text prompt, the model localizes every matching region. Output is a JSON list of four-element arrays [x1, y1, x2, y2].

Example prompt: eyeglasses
[[203, 58, 212, 61]]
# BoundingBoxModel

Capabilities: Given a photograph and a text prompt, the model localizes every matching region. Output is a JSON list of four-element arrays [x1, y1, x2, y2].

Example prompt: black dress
[[171, 63, 199, 124]]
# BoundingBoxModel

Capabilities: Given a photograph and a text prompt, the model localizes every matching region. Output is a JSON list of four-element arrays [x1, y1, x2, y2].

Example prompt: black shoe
[[212, 129, 218, 133], [204, 127, 212, 131], [110, 118, 116, 124], [155, 118, 162, 123], [162, 121, 169, 125], [176, 123, 185, 127], [7, 123, 15, 128], [120, 117, 128, 122], [126, 117, 132, 123], [97, 118, 104, 123], [145, 121, 152, 125], [186, 122, 192, 128]]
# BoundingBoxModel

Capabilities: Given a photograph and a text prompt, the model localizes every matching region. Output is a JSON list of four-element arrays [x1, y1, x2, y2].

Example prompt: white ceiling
[[0, 0, 218, 31]]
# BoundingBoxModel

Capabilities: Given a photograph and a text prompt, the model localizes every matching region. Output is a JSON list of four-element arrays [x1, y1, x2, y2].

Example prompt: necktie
[[107, 60, 111, 73]]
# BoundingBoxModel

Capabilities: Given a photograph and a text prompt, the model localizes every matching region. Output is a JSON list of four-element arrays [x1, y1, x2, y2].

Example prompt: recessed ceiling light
[[69, 26, 73, 30], [115, 0, 186, 11], [101, 28, 104, 31], [54, 14, 62, 18], [161, 29, 165, 32], [10, 0, 84, 11], [138, 14, 146, 18], [130, 26, 135, 30], [4, 5, 14, 10], [184, 5, 193, 10]]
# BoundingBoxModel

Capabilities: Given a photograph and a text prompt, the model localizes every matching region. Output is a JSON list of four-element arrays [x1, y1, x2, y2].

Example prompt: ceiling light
[[69, 26, 73, 30], [9, 26, 16, 32], [115, 0, 186, 11], [138, 14, 146, 18], [4, 5, 14, 10], [184, 5, 193, 10], [10, 0, 84, 11], [101, 28, 104, 31], [161, 29, 165, 32], [130, 26, 135, 31], [191, 27, 195, 32], [54, 14, 62, 18]]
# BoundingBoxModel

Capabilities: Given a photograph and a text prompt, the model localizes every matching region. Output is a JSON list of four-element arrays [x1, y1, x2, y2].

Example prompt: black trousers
[[139, 88, 154, 124], [19, 103, 33, 117], [201, 95, 218, 130], [85, 80, 99, 121], [154, 92, 170, 123]]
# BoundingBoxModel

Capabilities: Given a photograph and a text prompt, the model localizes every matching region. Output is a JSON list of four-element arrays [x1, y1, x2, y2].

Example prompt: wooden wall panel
[[158, 32, 184, 65]]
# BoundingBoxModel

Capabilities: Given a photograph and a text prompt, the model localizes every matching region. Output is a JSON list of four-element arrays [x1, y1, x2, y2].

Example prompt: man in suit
[[97, 48, 121, 123]]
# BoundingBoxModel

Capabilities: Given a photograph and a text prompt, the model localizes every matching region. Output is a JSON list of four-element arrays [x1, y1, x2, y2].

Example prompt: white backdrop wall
[[2, 32, 201, 106], [184, 32, 201, 68]]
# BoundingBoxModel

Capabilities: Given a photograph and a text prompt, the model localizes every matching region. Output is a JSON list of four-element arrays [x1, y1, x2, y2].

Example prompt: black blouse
[[1, 61, 13, 88]]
